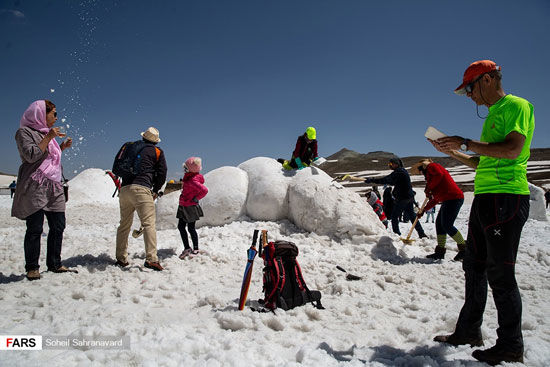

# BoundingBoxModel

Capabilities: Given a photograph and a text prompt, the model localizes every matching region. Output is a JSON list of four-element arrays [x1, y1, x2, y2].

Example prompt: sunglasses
[[465, 73, 485, 94]]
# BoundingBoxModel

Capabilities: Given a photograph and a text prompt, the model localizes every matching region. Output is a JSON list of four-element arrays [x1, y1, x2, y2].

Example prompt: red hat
[[454, 60, 501, 95]]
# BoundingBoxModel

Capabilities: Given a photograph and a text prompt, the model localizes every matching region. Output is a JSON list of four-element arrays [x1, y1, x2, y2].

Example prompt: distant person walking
[[9, 180, 16, 198], [342, 158, 427, 239], [412, 159, 466, 261], [177, 157, 208, 259], [424, 207, 435, 223], [430, 60, 534, 365], [278, 126, 319, 170], [113, 127, 167, 271], [12, 100, 73, 280], [545, 189, 550, 209]]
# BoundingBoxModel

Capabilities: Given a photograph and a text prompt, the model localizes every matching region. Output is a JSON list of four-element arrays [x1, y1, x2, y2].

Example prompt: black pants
[[24, 210, 66, 271], [391, 198, 425, 236], [178, 219, 198, 250], [455, 194, 529, 352], [435, 198, 463, 237]]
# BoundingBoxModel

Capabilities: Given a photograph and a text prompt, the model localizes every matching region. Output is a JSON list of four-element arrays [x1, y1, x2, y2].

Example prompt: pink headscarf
[[20, 100, 62, 184]]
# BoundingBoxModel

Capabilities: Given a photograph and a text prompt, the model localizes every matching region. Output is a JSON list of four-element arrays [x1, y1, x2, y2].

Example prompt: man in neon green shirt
[[429, 60, 534, 365]]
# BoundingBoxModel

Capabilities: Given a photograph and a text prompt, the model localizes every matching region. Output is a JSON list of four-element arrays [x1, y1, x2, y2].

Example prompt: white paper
[[424, 126, 447, 140]]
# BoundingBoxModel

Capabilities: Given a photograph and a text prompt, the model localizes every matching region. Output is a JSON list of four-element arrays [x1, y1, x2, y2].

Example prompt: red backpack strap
[[264, 257, 285, 309]]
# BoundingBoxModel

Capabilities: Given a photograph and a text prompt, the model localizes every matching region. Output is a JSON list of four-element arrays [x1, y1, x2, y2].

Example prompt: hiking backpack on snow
[[112, 141, 159, 180], [260, 240, 323, 311]]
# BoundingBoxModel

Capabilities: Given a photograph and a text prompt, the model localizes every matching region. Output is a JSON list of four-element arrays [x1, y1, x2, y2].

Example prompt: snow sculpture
[[238, 157, 291, 221], [198, 166, 249, 227], [288, 167, 385, 238]]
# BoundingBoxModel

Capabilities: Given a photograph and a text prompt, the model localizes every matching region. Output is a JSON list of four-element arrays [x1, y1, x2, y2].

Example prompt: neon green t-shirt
[[474, 94, 535, 195]]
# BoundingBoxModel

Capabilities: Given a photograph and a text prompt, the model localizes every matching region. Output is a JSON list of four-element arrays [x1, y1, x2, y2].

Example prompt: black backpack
[[260, 240, 324, 311], [112, 141, 158, 180]]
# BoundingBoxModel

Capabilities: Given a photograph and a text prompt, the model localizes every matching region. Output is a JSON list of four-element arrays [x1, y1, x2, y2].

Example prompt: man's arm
[[436, 132, 525, 159]]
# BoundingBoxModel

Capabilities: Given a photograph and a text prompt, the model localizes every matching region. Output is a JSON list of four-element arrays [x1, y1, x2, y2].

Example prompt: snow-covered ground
[[1, 165, 549, 366]]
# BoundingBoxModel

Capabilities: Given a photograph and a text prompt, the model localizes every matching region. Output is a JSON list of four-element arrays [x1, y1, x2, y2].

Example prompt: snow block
[[238, 157, 291, 221], [288, 167, 386, 238], [528, 183, 548, 221], [155, 190, 179, 230], [198, 166, 249, 227]]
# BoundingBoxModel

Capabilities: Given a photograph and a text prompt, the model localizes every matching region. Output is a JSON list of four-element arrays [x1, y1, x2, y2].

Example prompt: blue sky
[[1, 0, 549, 179]]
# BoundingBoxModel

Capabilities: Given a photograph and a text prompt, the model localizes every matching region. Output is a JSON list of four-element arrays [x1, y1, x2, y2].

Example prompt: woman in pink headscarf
[[12, 100, 73, 280]]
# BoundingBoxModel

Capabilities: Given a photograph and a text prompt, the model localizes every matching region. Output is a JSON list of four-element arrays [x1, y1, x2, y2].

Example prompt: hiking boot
[[191, 249, 199, 255], [116, 260, 129, 267], [453, 250, 465, 262], [144, 260, 163, 271], [472, 345, 523, 365], [48, 265, 69, 273], [26, 269, 40, 281], [427, 246, 446, 260], [179, 248, 192, 259], [419, 233, 429, 239], [434, 333, 483, 347]]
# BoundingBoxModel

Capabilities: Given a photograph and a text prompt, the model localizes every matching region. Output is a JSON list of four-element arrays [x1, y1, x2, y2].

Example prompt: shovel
[[401, 197, 430, 244]]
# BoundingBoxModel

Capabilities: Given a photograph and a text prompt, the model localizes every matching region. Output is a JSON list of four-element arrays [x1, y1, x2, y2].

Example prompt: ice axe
[[132, 227, 143, 238], [336, 265, 362, 281], [401, 197, 430, 244]]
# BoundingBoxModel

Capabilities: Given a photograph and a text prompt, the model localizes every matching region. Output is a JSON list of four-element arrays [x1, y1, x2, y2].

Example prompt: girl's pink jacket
[[179, 172, 208, 207]]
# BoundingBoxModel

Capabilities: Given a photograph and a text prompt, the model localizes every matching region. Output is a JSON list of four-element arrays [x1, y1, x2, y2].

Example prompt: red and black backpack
[[259, 240, 323, 311]]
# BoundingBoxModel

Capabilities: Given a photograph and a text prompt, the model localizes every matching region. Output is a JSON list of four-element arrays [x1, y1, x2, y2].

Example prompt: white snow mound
[[529, 183, 548, 221], [199, 166, 249, 227], [238, 157, 291, 221], [66, 168, 119, 207]]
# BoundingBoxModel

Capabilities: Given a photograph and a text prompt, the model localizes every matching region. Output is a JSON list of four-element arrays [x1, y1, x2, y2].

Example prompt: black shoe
[[434, 333, 483, 347], [144, 260, 163, 271], [116, 260, 129, 267], [472, 345, 523, 365], [427, 246, 446, 260], [419, 233, 428, 239], [453, 250, 465, 262], [48, 265, 69, 273]]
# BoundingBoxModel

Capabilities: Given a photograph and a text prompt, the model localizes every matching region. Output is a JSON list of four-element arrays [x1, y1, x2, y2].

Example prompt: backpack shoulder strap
[[154, 147, 161, 162]]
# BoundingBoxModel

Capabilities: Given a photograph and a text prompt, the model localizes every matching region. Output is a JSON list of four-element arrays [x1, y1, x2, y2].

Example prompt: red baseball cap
[[454, 60, 501, 95]]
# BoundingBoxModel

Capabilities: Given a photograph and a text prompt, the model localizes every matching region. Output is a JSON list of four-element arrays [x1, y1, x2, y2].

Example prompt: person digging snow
[[340, 157, 427, 239], [278, 126, 319, 170], [411, 159, 466, 261]]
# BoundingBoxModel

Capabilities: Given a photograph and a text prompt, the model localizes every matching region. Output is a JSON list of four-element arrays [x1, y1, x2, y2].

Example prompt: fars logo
[[0, 335, 42, 350]]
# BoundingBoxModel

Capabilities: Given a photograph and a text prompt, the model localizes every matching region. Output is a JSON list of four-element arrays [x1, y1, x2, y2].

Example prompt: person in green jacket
[[430, 60, 534, 366]]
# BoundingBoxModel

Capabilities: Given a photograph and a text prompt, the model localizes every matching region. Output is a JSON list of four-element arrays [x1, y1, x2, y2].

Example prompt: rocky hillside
[[319, 147, 550, 193]]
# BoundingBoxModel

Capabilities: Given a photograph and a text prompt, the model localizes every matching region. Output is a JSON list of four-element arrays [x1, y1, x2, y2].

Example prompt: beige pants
[[116, 184, 158, 263]]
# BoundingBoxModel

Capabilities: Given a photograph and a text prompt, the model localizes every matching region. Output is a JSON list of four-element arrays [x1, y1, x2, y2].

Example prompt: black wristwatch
[[460, 138, 470, 151]]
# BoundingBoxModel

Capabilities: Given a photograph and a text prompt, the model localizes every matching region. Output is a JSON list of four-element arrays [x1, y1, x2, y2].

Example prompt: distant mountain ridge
[[321, 147, 550, 191]]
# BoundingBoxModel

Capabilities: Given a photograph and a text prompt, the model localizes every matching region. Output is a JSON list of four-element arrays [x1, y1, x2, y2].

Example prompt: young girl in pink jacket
[[177, 157, 208, 258]]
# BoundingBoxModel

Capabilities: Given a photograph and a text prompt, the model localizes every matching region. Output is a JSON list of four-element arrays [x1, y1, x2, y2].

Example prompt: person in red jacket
[[177, 157, 208, 259], [412, 159, 466, 261]]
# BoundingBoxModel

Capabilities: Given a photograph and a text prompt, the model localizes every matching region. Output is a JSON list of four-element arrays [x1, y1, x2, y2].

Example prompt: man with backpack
[[112, 127, 167, 271]]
